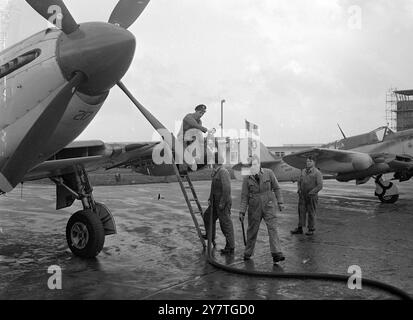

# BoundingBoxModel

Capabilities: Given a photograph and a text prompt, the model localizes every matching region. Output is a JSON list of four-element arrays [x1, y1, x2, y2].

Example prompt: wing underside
[[23, 140, 159, 182], [283, 148, 413, 179]]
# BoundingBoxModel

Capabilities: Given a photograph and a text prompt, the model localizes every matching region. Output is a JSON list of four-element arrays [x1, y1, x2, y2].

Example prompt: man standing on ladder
[[177, 104, 209, 172], [177, 104, 209, 147], [203, 155, 235, 255]]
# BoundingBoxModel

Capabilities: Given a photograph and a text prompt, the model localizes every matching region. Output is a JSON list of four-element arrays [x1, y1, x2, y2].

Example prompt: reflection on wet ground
[[0, 180, 412, 299]]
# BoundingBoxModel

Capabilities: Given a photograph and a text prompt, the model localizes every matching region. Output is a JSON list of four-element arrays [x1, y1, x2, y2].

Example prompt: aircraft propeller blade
[[117, 81, 168, 133], [0, 72, 85, 193], [25, 0, 79, 34], [108, 0, 150, 29]]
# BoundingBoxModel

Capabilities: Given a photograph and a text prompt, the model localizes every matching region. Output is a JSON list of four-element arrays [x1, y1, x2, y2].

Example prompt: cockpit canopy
[[322, 126, 394, 150], [372, 126, 394, 142]]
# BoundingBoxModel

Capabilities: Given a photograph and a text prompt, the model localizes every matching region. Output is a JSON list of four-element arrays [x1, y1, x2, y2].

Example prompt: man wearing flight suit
[[204, 162, 235, 255], [291, 157, 323, 236], [239, 156, 285, 263]]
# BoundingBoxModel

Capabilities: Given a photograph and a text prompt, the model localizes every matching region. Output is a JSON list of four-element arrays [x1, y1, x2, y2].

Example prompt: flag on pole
[[245, 119, 260, 160], [245, 119, 259, 136]]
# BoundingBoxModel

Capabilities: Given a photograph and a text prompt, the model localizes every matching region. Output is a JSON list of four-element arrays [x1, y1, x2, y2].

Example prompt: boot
[[305, 229, 315, 236], [272, 252, 285, 263], [220, 248, 234, 255], [290, 227, 303, 235], [178, 163, 188, 175]]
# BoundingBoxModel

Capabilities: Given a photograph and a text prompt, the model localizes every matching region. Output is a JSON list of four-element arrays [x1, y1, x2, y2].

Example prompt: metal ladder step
[[173, 165, 206, 249]]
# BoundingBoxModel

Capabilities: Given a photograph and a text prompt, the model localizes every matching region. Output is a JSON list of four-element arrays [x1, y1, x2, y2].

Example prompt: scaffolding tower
[[0, 0, 11, 51], [385, 88, 398, 131], [386, 88, 413, 132], [0, 0, 10, 157], [1, 0, 11, 109]]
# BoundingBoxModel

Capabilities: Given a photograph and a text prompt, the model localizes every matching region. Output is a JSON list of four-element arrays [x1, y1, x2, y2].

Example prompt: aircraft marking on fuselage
[[73, 110, 95, 121]]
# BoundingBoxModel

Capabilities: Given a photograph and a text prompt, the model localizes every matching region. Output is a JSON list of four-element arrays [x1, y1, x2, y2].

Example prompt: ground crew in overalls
[[239, 156, 285, 264], [291, 156, 323, 236], [204, 161, 235, 255]]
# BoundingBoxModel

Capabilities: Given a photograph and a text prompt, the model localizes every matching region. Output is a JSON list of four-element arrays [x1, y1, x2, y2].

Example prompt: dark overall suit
[[203, 166, 235, 250], [297, 167, 323, 230]]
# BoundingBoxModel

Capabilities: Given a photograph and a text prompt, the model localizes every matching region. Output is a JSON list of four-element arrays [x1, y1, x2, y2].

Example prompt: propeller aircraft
[[283, 126, 413, 203], [0, 0, 208, 258]]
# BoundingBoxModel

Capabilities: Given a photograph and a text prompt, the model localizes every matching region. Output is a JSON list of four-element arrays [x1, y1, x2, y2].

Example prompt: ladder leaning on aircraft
[[0, 0, 211, 259]]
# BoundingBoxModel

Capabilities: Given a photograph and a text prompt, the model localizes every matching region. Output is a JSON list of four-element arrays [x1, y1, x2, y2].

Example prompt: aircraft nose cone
[[57, 22, 136, 95]]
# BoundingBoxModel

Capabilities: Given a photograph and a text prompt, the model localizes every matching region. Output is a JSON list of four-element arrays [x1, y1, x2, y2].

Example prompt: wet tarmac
[[0, 179, 412, 300]]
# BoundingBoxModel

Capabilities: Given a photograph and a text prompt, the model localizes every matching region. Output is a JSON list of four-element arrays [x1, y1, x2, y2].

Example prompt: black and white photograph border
[[0, 0, 412, 304]]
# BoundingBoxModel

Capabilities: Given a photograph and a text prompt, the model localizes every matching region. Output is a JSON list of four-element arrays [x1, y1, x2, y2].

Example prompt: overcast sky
[[4, 0, 413, 146]]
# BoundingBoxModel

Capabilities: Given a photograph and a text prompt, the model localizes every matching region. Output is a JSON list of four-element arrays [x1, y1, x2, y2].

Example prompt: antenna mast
[[337, 123, 347, 139]]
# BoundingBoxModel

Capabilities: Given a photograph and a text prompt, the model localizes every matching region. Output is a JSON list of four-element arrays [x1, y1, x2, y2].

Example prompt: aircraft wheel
[[66, 210, 105, 258], [378, 193, 399, 204]]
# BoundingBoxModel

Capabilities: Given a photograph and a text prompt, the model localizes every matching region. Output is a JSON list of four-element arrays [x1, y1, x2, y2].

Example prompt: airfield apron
[[298, 168, 323, 230], [240, 168, 284, 257], [203, 166, 234, 249]]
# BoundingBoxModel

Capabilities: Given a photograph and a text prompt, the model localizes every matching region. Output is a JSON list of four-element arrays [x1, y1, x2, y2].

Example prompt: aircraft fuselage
[[0, 22, 135, 191], [0, 28, 108, 175], [330, 128, 413, 181]]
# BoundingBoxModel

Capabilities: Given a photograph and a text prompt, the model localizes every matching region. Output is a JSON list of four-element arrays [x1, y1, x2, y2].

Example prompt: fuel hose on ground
[[204, 202, 411, 300]]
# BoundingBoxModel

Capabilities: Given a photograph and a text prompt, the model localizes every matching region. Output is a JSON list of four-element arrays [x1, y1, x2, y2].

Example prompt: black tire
[[378, 194, 399, 204], [66, 210, 105, 258]]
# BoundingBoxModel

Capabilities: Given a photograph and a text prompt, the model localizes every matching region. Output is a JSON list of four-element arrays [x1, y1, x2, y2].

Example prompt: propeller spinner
[[25, 0, 151, 94]]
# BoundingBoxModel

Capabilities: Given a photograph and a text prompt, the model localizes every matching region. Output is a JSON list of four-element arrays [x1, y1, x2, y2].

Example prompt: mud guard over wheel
[[95, 202, 117, 235], [66, 210, 105, 258], [375, 175, 399, 204]]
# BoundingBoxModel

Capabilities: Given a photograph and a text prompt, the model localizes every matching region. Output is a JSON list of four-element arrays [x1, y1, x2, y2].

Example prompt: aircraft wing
[[23, 140, 160, 182], [232, 159, 282, 171], [282, 148, 397, 174]]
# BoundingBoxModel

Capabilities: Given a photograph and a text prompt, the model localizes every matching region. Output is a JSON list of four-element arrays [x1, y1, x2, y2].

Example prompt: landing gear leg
[[374, 175, 399, 204], [52, 166, 112, 258]]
